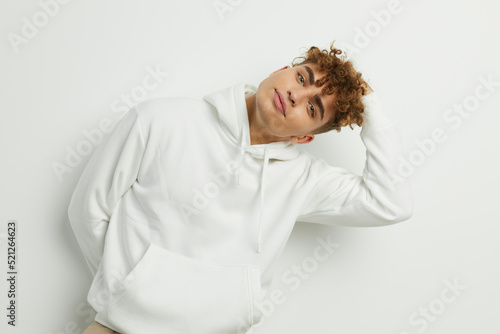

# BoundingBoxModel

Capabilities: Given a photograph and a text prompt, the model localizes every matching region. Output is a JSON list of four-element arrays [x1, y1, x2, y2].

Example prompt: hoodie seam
[[246, 268, 255, 325], [133, 107, 147, 148]]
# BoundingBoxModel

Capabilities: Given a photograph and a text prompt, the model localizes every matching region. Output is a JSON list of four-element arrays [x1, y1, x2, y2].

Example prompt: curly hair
[[292, 42, 366, 134]]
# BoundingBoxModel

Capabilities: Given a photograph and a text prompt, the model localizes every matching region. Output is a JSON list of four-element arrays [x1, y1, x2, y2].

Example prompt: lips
[[274, 90, 286, 117]]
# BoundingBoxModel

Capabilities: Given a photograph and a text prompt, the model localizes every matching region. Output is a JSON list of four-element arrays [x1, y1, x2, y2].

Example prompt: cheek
[[255, 99, 285, 130], [255, 91, 274, 112], [267, 113, 288, 133], [288, 116, 318, 134]]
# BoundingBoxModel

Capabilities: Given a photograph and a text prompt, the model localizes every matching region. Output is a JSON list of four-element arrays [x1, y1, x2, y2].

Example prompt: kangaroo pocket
[[106, 243, 263, 334]]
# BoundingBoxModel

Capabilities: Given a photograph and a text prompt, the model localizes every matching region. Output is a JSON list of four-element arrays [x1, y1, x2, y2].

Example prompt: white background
[[1, 0, 499, 333]]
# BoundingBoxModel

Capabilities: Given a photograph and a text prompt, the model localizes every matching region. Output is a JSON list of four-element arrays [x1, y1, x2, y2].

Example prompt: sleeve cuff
[[360, 92, 393, 132]]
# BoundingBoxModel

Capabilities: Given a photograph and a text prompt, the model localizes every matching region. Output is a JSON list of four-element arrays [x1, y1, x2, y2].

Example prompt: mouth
[[274, 89, 286, 117]]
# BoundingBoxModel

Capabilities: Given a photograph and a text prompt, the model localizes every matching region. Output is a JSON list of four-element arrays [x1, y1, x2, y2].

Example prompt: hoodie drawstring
[[257, 147, 269, 253], [203, 84, 299, 254], [236, 124, 270, 253], [237, 124, 246, 185]]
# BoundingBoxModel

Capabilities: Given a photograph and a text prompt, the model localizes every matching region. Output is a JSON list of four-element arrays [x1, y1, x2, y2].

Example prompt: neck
[[245, 93, 287, 145]]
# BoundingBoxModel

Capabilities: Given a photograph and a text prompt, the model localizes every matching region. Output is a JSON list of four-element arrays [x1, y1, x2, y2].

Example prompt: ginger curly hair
[[292, 42, 367, 134]]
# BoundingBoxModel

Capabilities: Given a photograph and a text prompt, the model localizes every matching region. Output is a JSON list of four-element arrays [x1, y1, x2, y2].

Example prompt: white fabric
[[68, 83, 412, 334]]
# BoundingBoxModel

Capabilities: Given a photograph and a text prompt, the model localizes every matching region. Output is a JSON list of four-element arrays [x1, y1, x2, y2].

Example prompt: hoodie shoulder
[[136, 96, 212, 119], [134, 96, 218, 128]]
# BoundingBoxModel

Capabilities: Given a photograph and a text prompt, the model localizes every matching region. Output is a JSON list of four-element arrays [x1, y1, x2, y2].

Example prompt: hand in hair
[[360, 77, 374, 96]]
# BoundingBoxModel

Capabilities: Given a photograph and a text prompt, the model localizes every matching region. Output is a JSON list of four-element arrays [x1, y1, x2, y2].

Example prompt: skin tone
[[245, 63, 373, 145]]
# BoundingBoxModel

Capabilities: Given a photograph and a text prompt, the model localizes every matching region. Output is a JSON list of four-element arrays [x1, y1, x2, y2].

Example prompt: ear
[[290, 134, 315, 145], [270, 65, 290, 76]]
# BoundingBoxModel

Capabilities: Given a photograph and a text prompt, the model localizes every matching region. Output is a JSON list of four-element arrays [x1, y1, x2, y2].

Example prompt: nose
[[288, 85, 318, 107], [288, 90, 295, 106], [288, 89, 304, 107]]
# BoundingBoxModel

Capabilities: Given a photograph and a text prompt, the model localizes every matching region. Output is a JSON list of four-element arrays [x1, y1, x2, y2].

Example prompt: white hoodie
[[68, 83, 413, 334]]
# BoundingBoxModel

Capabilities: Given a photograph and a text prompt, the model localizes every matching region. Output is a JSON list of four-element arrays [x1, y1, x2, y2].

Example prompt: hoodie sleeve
[[67, 108, 146, 275], [297, 93, 413, 227]]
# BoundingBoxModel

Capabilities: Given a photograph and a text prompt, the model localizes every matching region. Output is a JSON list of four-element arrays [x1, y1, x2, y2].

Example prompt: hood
[[203, 83, 300, 161], [203, 83, 300, 253]]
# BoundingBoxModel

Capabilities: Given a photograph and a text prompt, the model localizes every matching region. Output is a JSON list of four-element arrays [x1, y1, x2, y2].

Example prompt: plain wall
[[1, 0, 499, 333]]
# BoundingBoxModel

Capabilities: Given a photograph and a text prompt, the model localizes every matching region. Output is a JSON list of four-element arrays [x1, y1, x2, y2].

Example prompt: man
[[70, 43, 413, 334]]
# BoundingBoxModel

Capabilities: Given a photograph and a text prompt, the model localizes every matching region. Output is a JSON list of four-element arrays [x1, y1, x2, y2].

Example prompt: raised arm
[[297, 81, 413, 227]]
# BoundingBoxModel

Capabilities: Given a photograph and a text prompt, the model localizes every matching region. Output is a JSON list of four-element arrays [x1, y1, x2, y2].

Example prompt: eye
[[308, 103, 315, 117], [298, 73, 305, 85]]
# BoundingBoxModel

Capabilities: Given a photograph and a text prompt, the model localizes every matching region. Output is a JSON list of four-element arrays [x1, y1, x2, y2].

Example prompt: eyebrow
[[304, 65, 325, 120], [304, 65, 315, 85], [314, 96, 325, 120]]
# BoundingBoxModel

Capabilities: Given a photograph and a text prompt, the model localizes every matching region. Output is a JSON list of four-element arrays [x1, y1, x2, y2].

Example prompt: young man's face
[[251, 63, 337, 144]]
